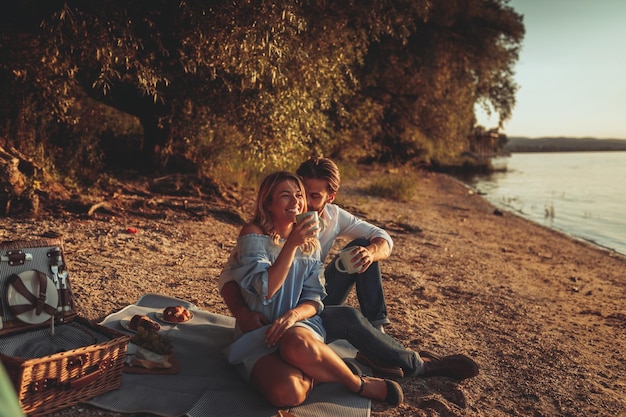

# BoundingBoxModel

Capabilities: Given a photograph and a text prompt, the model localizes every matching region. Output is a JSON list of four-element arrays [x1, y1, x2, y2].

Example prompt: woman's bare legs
[[278, 327, 398, 403], [250, 327, 402, 407]]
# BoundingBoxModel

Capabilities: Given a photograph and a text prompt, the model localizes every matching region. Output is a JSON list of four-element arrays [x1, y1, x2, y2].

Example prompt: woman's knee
[[279, 330, 320, 364]]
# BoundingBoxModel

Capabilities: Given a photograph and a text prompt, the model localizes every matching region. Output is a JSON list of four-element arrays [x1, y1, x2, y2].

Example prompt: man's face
[[301, 178, 336, 214]]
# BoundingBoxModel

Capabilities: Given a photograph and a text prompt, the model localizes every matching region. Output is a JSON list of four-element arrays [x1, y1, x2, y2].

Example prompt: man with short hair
[[296, 157, 392, 331], [220, 157, 479, 380]]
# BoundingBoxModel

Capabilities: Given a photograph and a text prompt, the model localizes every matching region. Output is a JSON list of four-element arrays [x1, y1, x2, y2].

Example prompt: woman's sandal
[[357, 375, 404, 406]]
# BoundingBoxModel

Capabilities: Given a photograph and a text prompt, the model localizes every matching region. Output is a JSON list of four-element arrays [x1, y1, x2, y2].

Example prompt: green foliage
[[359, 0, 523, 165], [0, 0, 524, 187], [431, 153, 496, 176]]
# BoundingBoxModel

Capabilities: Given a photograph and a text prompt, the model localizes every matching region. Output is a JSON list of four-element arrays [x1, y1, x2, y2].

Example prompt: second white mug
[[334, 247, 360, 274]]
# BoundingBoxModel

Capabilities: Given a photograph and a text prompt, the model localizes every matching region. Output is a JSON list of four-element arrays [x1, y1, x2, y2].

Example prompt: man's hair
[[296, 157, 341, 194]]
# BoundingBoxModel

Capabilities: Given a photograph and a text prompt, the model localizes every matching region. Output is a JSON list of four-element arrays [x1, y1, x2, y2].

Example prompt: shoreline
[[478, 196, 626, 259], [455, 151, 626, 259], [459, 178, 626, 259], [1, 168, 625, 417]]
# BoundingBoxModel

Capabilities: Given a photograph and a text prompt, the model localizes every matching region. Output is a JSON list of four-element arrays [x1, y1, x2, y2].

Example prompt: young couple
[[219, 158, 479, 408]]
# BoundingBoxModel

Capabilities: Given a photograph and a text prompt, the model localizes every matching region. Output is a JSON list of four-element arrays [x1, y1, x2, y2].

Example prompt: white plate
[[155, 310, 193, 324], [120, 315, 162, 332], [119, 316, 137, 332], [6, 270, 59, 324]]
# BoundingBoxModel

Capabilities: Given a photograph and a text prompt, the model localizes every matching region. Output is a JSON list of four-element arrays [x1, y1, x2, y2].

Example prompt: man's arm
[[366, 237, 391, 262], [220, 280, 269, 332], [331, 204, 394, 257]]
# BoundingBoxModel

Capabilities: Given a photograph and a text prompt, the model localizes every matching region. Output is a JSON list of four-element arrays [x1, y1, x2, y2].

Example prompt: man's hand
[[344, 245, 374, 273], [346, 237, 391, 273], [221, 280, 269, 332], [237, 309, 270, 333]]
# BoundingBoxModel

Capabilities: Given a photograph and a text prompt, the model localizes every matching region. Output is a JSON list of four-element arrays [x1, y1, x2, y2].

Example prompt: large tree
[[352, 0, 524, 165], [0, 0, 523, 181]]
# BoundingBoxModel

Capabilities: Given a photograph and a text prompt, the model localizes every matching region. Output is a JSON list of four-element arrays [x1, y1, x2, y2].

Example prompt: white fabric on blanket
[[87, 294, 370, 417]]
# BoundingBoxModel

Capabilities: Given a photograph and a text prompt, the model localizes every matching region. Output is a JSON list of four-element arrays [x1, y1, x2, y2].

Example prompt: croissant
[[129, 314, 161, 331]]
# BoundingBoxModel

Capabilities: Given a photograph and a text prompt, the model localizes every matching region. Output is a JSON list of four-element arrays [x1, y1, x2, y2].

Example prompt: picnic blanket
[[87, 294, 370, 417]]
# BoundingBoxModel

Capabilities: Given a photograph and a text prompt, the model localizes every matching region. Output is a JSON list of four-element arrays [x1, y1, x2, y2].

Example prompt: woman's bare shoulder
[[239, 223, 264, 237]]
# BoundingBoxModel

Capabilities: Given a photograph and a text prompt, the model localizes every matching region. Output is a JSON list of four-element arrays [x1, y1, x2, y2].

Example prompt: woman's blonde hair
[[253, 171, 319, 255]]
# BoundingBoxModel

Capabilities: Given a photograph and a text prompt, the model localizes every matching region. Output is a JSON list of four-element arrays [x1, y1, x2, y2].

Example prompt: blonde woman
[[220, 171, 403, 407]]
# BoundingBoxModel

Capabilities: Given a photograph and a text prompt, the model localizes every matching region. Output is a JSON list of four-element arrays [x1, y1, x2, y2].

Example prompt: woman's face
[[267, 179, 306, 225]]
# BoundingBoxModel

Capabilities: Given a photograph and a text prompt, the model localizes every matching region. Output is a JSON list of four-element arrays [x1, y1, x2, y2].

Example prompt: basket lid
[[6, 270, 59, 324], [1, 236, 77, 335]]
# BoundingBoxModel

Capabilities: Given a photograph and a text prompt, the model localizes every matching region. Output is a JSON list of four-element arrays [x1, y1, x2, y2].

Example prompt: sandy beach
[[2, 167, 625, 417]]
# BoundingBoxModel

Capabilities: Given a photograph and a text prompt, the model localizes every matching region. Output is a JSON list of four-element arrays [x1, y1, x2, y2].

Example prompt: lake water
[[462, 151, 626, 256]]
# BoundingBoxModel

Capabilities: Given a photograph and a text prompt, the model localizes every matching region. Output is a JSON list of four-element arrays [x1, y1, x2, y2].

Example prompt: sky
[[476, 0, 626, 139]]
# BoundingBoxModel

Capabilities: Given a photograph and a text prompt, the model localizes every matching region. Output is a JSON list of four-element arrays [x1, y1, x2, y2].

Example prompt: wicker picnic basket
[[0, 235, 129, 416]]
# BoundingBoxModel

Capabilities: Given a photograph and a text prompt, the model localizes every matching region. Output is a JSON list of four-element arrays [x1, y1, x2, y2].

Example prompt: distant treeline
[[504, 137, 626, 152]]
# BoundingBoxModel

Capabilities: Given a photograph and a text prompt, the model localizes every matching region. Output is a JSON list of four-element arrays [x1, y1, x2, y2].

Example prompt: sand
[[2, 167, 625, 417]]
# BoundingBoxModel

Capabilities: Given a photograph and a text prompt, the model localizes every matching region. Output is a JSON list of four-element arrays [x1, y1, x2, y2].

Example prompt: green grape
[[130, 328, 173, 355]]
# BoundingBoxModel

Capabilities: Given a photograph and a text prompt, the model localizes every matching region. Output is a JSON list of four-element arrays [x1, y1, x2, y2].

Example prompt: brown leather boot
[[355, 351, 405, 378], [419, 351, 479, 380]]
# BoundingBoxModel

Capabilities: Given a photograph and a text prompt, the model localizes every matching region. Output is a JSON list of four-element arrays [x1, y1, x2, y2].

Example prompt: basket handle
[[29, 357, 112, 393]]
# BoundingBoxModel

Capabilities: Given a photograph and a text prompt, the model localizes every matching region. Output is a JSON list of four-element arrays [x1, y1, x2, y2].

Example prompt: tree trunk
[[139, 114, 170, 171], [0, 146, 38, 216]]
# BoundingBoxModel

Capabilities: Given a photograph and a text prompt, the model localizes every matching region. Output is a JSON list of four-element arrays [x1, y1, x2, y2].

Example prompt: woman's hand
[[265, 309, 300, 347], [286, 216, 318, 248]]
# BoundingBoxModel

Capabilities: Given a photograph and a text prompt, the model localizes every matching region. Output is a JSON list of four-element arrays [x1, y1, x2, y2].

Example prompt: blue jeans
[[320, 305, 422, 376], [323, 238, 389, 327]]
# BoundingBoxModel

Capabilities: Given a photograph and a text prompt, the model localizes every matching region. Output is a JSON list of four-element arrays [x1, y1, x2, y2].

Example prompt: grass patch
[[334, 160, 360, 183], [365, 172, 418, 202]]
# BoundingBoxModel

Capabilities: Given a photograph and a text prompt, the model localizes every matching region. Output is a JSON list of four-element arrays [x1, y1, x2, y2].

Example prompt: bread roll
[[163, 305, 192, 322]]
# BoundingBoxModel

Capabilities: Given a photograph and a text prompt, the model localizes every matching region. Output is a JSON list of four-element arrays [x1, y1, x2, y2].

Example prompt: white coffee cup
[[296, 211, 320, 236], [334, 247, 360, 274]]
